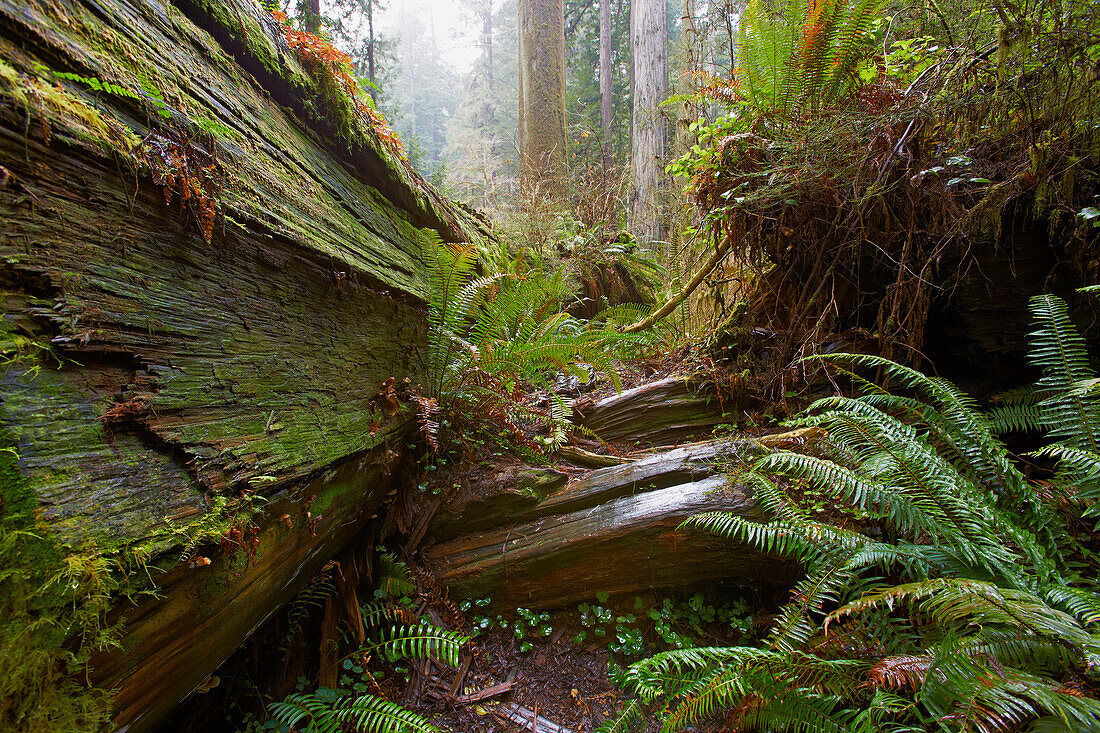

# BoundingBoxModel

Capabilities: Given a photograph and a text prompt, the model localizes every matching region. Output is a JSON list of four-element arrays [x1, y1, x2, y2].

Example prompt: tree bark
[[367, 0, 376, 85], [0, 0, 487, 729], [629, 0, 669, 246], [600, 0, 613, 169], [518, 0, 568, 202], [481, 0, 496, 127], [302, 0, 321, 32], [424, 440, 799, 607]]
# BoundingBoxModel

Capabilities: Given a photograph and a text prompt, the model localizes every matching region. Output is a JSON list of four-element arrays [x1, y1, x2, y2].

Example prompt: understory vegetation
[[233, 0, 1100, 730], [601, 293, 1100, 732], [7, 0, 1100, 729]]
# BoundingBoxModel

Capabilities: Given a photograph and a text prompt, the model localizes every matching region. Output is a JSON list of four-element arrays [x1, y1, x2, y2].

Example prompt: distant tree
[[629, 0, 669, 244], [600, 0, 613, 169], [387, 13, 461, 181], [444, 0, 520, 208], [518, 0, 568, 201]]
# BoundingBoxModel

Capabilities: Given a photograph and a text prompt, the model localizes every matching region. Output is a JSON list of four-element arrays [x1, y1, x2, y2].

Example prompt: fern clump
[[417, 230, 651, 454], [607, 292, 1100, 732], [266, 587, 467, 733]]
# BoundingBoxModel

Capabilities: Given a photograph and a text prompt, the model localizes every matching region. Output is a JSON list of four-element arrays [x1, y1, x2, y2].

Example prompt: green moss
[[0, 58, 139, 155], [0, 425, 113, 733]]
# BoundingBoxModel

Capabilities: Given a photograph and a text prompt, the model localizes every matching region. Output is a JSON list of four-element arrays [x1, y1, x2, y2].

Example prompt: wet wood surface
[[0, 0, 486, 728], [424, 439, 799, 608]]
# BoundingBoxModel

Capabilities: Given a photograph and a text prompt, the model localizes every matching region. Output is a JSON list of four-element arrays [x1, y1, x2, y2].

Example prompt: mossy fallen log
[[575, 377, 732, 447], [423, 440, 800, 608], [0, 0, 487, 729]]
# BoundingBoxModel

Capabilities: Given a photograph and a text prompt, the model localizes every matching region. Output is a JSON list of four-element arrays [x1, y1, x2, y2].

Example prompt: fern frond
[[830, 579, 1094, 652], [1043, 585, 1100, 627], [336, 694, 440, 733], [595, 698, 646, 733], [1028, 294, 1100, 451], [368, 624, 467, 668]]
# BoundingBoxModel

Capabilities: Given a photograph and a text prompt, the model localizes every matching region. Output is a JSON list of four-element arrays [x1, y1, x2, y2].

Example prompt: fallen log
[[428, 440, 739, 544], [429, 465, 569, 542], [0, 0, 488, 728], [575, 377, 732, 446], [425, 475, 792, 608]]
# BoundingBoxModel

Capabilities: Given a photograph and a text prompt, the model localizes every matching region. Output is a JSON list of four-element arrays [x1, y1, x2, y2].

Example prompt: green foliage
[[609, 293, 1100, 732], [366, 623, 467, 668], [737, 0, 885, 117], [419, 230, 647, 452], [266, 595, 466, 733], [268, 691, 439, 733]]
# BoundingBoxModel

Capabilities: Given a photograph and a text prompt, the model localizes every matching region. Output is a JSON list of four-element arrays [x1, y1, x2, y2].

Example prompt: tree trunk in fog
[[482, 0, 495, 128], [302, 0, 321, 32], [367, 0, 376, 84], [600, 0, 613, 169], [518, 0, 568, 202], [630, 0, 668, 246]]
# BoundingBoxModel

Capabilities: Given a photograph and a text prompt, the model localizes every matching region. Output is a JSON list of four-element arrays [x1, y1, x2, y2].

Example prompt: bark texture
[[575, 376, 733, 446], [424, 440, 798, 608], [600, 0, 613, 169], [629, 0, 669, 245], [518, 0, 567, 201], [0, 0, 486, 729]]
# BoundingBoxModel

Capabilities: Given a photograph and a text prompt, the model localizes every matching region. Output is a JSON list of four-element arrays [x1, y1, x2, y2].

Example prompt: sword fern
[[610, 293, 1100, 732]]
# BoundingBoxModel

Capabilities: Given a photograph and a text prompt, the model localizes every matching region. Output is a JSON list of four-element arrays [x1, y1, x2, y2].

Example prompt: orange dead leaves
[[270, 11, 405, 158], [142, 129, 223, 244]]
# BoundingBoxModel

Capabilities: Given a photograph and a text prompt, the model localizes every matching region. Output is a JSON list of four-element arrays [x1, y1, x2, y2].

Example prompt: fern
[[594, 698, 645, 733], [266, 570, 468, 733], [736, 0, 885, 118], [419, 230, 644, 452], [268, 692, 439, 733], [621, 294, 1100, 732], [1027, 294, 1100, 451], [367, 624, 467, 668]]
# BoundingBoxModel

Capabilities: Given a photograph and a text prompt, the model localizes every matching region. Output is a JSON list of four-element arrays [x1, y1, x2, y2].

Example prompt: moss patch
[[0, 424, 113, 732]]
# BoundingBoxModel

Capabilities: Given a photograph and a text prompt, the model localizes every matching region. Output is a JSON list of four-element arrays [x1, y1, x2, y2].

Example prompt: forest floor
[[406, 604, 735, 733]]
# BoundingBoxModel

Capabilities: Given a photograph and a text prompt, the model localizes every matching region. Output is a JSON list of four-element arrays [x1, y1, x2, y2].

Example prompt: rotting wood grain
[[0, 0, 489, 729]]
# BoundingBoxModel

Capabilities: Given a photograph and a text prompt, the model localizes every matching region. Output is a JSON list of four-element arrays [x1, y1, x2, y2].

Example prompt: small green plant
[[266, 614, 467, 733], [572, 592, 753, 659]]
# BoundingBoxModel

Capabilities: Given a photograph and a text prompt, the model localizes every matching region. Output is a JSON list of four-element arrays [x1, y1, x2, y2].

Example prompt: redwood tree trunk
[[600, 0, 614, 169], [629, 0, 669, 245], [367, 0, 376, 84], [518, 0, 568, 202]]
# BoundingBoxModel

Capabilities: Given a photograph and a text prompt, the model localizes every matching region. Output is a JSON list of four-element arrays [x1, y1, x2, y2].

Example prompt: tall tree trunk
[[600, 0, 613, 169], [367, 0, 376, 85], [629, 0, 669, 246], [484, 0, 494, 88], [518, 0, 568, 202], [302, 0, 321, 32], [669, 0, 702, 325], [481, 0, 495, 128]]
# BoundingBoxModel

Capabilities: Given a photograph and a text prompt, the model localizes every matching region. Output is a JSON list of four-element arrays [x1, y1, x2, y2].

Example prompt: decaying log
[[424, 440, 800, 608], [0, 0, 488, 728], [576, 377, 732, 446], [429, 465, 568, 542]]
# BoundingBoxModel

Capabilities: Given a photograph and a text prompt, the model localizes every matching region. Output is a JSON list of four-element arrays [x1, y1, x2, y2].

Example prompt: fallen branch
[[557, 445, 633, 467], [496, 703, 574, 733], [622, 233, 734, 334], [454, 681, 515, 704]]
